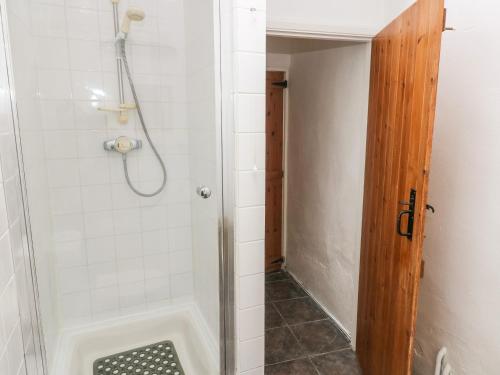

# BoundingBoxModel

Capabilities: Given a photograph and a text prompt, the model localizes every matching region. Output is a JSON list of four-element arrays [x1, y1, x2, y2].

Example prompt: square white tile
[[239, 305, 265, 341], [238, 336, 265, 372], [238, 241, 264, 276], [239, 273, 264, 309], [237, 206, 265, 242]]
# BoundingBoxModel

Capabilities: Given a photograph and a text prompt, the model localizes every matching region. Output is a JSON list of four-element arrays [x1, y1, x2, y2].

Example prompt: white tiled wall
[[231, 0, 266, 373], [7, 0, 194, 333]]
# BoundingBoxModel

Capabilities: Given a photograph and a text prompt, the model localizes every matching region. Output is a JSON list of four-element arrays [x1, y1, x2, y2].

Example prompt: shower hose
[[118, 38, 167, 197]]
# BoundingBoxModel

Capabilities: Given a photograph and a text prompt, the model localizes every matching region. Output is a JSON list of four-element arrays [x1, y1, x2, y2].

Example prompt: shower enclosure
[[1, 0, 230, 373]]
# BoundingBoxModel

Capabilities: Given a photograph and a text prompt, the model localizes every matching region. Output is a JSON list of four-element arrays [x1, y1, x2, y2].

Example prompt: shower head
[[120, 7, 145, 34]]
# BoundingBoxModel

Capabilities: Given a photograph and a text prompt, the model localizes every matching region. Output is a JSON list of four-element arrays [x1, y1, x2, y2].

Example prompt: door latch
[[272, 80, 288, 88], [397, 189, 416, 240], [271, 257, 284, 265]]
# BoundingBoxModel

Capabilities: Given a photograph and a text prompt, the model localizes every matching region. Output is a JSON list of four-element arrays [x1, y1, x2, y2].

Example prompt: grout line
[[308, 347, 352, 359], [264, 352, 310, 367], [285, 318, 331, 328], [264, 277, 290, 284], [266, 295, 307, 303], [307, 356, 322, 375]]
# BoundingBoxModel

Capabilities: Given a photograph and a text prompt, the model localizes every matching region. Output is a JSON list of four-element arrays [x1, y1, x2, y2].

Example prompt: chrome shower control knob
[[196, 186, 212, 199]]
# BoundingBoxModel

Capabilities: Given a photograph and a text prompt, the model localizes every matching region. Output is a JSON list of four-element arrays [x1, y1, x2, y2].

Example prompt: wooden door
[[265, 71, 285, 272], [356, 0, 444, 374]]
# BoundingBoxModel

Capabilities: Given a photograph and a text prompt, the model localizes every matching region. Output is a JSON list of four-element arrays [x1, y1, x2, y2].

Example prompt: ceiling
[[266, 36, 364, 54]]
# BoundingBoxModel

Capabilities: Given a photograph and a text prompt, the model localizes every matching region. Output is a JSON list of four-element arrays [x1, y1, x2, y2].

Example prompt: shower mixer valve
[[103, 136, 142, 154]]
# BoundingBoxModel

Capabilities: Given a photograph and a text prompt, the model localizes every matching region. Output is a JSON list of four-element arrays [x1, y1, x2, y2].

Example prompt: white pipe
[[435, 347, 447, 375], [443, 364, 452, 375]]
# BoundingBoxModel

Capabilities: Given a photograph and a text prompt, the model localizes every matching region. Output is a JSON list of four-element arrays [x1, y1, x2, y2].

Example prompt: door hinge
[[443, 8, 455, 32], [272, 80, 288, 89], [271, 257, 284, 265]]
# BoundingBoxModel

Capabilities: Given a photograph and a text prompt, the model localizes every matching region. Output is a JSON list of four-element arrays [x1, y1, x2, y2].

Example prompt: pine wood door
[[265, 71, 285, 272], [356, 0, 444, 374]]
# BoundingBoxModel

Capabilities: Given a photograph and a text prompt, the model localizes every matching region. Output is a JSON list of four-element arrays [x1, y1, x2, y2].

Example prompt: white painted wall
[[383, 0, 414, 24], [409, 1, 500, 374], [267, 0, 385, 37], [266, 53, 291, 71], [285, 42, 371, 343], [267, 0, 424, 38]]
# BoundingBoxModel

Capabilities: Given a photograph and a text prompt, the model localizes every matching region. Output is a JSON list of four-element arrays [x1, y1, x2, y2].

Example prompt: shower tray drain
[[93, 340, 185, 375]]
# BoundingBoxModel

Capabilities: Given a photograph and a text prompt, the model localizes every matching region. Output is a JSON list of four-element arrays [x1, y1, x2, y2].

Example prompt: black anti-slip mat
[[93, 340, 185, 375]]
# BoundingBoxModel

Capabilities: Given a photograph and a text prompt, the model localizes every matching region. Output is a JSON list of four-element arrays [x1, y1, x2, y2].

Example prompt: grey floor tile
[[266, 303, 285, 329], [266, 270, 290, 283], [265, 358, 318, 375], [290, 319, 350, 355], [264, 270, 361, 372], [265, 280, 307, 302], [274, 297, 327, 325], [311, 349, 362, 375], [265, 326, 305, 365]]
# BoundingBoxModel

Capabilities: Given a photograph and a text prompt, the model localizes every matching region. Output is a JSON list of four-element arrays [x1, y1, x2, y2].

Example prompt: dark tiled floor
[[265, 270, 361, 375]]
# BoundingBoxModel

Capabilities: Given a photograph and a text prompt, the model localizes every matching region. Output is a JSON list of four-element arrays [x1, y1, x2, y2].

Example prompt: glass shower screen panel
[[3, 0, 223, 373]]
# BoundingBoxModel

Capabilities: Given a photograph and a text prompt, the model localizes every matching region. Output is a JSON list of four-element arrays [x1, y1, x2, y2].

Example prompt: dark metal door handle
[[397, 210, 412, 237], [397, 189, 416, 240]]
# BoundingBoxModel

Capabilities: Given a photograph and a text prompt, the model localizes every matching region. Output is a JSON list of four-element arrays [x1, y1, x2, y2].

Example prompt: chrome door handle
[[197, 185, 212, 199]]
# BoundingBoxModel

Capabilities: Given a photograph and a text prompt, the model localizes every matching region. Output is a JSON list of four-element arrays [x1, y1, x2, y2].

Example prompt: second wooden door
[[265, 71, 285, 272]]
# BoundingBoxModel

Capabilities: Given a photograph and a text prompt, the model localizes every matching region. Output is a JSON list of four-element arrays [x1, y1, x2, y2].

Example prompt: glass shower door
[[2, 0, 226, 373]]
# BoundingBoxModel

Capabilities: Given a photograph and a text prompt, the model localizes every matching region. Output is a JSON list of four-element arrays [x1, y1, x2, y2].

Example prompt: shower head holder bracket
[[97, 103, 136, 124]]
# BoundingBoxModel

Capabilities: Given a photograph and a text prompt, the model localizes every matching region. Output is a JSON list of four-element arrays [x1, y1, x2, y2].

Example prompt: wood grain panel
[[356, 1, 444, 374], [265, 71, 285, 272]]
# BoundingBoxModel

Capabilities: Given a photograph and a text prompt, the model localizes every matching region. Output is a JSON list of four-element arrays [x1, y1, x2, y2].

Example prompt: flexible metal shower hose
[[119, 39, 167, 197]]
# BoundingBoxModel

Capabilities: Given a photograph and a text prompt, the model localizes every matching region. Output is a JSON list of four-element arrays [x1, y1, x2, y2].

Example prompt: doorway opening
[[263, 1, 444, 372], [264, 35, 370, 373]]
